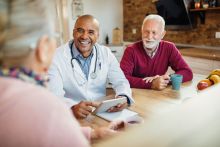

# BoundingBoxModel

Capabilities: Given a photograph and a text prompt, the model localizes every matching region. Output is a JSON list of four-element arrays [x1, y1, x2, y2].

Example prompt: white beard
[[143, 39, 160, 49]]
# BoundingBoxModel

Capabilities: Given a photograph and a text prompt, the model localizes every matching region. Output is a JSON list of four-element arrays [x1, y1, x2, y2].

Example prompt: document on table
[[96, 109, 139, 122]]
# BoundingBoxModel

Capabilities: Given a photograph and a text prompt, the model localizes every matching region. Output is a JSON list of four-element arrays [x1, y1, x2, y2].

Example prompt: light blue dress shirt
[[72, 45, 94, 80]]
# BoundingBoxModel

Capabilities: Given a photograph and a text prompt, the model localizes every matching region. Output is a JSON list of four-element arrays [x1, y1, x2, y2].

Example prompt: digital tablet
[[93, 97, 127, 114]]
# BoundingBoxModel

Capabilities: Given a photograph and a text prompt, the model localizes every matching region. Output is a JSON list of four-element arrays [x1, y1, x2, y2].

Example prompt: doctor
[[48, 14, 134, 119]]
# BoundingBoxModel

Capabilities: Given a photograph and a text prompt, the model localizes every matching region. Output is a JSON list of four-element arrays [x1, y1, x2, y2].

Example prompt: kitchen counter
[[179, 48, 220, 61], [124, 42, 220, 61]]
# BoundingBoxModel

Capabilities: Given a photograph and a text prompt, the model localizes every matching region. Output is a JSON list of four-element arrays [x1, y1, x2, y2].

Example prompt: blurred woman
[[0, 0, 123, 147]]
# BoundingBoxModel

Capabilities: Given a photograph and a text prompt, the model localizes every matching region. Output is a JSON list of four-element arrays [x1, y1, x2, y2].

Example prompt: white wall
[[67, 0, 123, 44]]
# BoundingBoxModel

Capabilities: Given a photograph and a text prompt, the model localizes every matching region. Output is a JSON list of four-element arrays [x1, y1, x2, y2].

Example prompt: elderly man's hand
[[71, 101, 99, 119], [151, 75, 170, 90], [143, 75, 160, 83]]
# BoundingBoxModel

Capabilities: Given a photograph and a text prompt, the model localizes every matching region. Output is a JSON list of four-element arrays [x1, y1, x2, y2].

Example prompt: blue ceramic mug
[[170, 74, 183, 90]]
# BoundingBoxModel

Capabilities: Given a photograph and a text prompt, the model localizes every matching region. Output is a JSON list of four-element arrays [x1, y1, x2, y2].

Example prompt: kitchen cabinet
[[189, 6, 220, 24], [107, 45, 124, 62], [189, 6, 220, 12]]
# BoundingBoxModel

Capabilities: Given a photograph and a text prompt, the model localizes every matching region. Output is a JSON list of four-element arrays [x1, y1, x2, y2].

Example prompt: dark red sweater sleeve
[[120, 45, 151, 89]]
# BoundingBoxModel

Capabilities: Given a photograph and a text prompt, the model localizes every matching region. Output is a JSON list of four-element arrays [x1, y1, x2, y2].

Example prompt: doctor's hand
[[151, 74, 170, 90], [71, 101, 99, 119], [107, 96, 128, 113]]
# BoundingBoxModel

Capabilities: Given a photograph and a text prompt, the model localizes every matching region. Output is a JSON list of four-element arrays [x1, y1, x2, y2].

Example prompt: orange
[[199, 79, 213, 86]]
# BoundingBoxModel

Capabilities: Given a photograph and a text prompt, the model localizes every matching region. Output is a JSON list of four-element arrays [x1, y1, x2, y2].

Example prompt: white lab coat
[[48, 41, 134, 108]]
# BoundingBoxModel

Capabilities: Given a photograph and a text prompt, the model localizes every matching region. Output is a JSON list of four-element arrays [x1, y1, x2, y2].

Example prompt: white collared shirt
[[144, 44, 159, 58]]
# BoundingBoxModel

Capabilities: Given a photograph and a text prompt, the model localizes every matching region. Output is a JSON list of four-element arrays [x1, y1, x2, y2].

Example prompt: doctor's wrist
[[118, 94, 131, 107]]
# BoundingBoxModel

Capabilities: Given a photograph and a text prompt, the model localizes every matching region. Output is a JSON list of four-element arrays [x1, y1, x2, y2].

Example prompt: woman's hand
[[91, 120, 125, 140]]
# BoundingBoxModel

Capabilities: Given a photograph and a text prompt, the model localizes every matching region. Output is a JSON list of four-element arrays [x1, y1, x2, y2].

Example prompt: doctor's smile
[[77, 39, 91, 50], [79, 40, 91, 45]]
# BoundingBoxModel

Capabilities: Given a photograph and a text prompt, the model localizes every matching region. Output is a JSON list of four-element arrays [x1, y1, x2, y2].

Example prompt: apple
[[197, 81, 209, 90]]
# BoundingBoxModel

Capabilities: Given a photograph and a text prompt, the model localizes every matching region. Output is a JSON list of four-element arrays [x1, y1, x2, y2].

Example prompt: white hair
[[0, 0, 56, 59], [142, 14, 165, 31]]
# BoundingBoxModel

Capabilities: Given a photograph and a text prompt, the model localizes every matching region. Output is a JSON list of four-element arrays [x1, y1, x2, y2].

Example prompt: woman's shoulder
[[0, 77, 63, 107]]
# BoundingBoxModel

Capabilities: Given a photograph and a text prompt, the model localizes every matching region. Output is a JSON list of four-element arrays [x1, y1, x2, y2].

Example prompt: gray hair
[[142, 14, 165, 31], [0, 0, 56, 60]]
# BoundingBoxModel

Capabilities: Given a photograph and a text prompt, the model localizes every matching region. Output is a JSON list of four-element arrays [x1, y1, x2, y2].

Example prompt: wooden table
[[95, 74, 220, 147], [78, 74, 206, 144]]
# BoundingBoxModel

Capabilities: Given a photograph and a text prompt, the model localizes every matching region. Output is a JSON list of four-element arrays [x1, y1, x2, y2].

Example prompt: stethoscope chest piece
[[90, 72, 97, 79]]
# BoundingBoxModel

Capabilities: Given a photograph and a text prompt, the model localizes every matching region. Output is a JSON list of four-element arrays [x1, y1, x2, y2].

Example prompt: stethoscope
[[70, 41, 98, 79]]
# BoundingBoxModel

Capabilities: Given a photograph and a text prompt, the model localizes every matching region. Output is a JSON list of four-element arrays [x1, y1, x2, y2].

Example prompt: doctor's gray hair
[[142, 14, 165, 31], [0, 0, 56, 61]]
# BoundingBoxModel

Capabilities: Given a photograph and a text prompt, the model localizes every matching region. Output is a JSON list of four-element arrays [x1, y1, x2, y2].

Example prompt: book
[[96, 109, 139, 122]]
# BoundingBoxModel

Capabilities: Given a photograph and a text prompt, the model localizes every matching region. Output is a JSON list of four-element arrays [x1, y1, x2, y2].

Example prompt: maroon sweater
[[120, 40, 193, 89]]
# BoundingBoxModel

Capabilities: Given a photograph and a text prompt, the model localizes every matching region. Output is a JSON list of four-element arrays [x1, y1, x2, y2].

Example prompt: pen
[[99, 62, 101, 70]]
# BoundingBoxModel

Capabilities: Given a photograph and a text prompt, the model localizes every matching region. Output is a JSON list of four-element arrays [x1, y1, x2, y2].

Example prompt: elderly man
[[48, 15, 134, 119], [120, 14, 193, 90]]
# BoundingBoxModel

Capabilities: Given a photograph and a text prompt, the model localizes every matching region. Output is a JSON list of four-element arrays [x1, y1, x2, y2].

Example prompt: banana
[[210, 69, 220, 76], [209, 75, 220, 84], [207, 69, 220, 78]]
